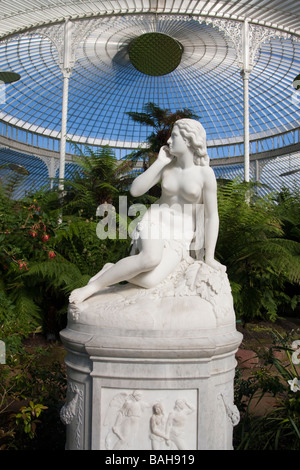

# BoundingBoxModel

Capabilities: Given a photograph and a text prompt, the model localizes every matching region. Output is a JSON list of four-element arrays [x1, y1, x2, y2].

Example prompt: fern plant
[[216, 180, 300, 322], [0, 145, 136, 337], [1, 143, 299, 342], [61, 144, 136, 217]]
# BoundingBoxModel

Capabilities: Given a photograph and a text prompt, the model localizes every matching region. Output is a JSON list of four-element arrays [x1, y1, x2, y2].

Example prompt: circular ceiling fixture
[[128, 32, 183, 76], [0, 162, 29, 175], [8, 163, 29, 175], [0, 70, 21, 83]]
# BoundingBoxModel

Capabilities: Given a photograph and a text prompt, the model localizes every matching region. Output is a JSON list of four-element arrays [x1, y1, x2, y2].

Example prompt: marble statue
[[61, 118, 243, 450], [69, 118, 225, 305]]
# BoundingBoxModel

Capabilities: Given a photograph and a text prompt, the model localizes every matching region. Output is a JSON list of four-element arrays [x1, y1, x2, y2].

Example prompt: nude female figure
[[149, 403, 170, 450], [69, 118, 224, 305]]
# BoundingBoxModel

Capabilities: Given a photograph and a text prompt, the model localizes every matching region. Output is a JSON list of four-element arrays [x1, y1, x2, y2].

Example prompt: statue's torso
[[160, 164, 203, 206]]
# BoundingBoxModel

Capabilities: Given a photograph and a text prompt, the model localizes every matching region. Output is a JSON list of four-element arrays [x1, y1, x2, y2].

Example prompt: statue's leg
[[69, 238, 165, 304], [129, 243, 182, 289], [88, 263, 114, 284]]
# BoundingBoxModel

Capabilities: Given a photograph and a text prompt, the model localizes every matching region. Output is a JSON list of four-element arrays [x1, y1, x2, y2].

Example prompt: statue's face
[[133, 392, 142, 401], [154, 404, 162, 414], [167, 126, 187, 157]]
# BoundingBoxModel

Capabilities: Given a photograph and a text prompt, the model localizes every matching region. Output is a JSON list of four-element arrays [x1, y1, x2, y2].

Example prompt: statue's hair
[[174, 118, 209, 166]]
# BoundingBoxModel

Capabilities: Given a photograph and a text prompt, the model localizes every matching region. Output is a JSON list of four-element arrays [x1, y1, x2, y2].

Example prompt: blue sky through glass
[[0, 17, 299, 155]]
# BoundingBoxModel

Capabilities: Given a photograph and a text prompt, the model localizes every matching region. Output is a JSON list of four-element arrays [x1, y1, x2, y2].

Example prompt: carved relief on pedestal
[[214, 392, 240, 449], [219, 393, 240, 427], [101, 389, 197, 450], [60, 382, 84, 449]]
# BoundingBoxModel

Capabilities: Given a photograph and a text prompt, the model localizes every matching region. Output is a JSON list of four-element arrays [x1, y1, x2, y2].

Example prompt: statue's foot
[[69, 283, 98, 304], [88, 263, 114, 284]]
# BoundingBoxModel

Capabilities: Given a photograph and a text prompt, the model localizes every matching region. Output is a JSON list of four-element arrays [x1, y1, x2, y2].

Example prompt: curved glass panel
[[0, 16, 299, 152]]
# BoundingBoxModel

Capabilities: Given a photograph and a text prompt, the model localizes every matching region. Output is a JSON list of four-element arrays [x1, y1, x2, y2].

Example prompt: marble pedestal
[[60, 260, 242, 450]]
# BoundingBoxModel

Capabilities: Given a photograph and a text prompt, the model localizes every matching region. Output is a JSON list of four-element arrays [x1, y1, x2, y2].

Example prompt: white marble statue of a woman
[[69, 118, 225, 305]]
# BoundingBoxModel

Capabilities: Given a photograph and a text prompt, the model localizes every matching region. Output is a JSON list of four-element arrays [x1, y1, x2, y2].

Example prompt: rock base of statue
[[60, 259, 242, 450]]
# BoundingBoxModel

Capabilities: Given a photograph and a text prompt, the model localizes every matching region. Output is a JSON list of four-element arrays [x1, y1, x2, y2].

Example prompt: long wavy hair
[[174, 118, 209, 166]]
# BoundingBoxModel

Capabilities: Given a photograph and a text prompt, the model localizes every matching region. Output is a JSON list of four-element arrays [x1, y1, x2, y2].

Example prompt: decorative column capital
[[206, 17, 292, 72], [240, 69, 251, 79]]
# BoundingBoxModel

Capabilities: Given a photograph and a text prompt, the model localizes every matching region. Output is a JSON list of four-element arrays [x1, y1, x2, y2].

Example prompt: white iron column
[[59, 18, 72, 192], [241, 19, 251, 183]]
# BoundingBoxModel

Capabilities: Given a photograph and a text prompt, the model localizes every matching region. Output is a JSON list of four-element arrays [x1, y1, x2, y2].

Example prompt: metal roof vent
[[128, 32, 183, 76]]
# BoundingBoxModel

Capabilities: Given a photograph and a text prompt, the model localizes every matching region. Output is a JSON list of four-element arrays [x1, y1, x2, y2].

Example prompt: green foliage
[[0, 344, 66, 450], [0, 146, 135, 339], [0, 183, 66, 340], [63, 144, 135, 215], [216, 180, 300, 322], [0, 289, 38, 357], [126, 102, 198, 169], [234, 330, 300, 450], [1, 144, 299, 340], [275, 186, 300, 243], [13, 401, 48, 439], [1, 156, 299, 341]]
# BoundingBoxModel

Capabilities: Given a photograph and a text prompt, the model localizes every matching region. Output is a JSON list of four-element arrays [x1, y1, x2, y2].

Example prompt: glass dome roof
[[0, 1, 300, 39], [0, 15, 299, 148], [0, 1, 299, 196]]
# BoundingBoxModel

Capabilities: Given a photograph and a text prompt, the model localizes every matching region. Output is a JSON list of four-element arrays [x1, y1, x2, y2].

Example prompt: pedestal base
[[60, 261, 242, 450]]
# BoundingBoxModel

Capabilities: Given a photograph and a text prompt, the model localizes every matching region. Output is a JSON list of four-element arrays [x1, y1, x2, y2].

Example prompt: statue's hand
[[157, 145, 173, 165]]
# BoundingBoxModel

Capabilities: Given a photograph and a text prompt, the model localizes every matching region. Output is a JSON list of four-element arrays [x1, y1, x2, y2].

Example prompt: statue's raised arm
[[130, 145, 173, 197]]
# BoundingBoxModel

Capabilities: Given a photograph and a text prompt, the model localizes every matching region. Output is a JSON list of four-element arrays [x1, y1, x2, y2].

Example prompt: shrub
[[0, 344, 66, 450], [216, 180, 300, 322], [234, 329, 300, 450]]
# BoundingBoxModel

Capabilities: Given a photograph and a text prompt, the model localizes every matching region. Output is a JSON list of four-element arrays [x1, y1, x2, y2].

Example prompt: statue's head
[[132, 390, 142, 401], [152, 403, 163, 415], [173, 118, 209, 166], [174, 398, 185, 410]]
